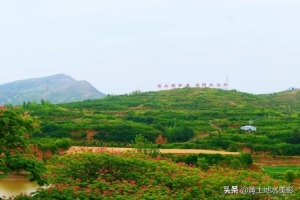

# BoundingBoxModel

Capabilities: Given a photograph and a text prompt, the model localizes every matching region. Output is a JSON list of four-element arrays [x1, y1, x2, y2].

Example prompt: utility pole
[[226, 75, 229, 90]]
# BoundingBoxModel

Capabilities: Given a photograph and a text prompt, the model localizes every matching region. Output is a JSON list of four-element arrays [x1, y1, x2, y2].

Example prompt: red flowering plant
[[15, 149, 299, 200]]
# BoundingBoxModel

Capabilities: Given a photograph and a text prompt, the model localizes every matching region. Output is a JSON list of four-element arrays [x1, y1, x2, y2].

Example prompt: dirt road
[[66, 146, 239, 155]]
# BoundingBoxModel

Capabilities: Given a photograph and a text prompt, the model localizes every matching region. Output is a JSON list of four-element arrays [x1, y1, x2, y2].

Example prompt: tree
[[227, 142, 240, 152], [240, 153, 253, 166], [40, 98, 45, 105], [287, 129, 300, 144], [165, 124, 195, 142], [230, 158, 242, 169], [0, 106, 46, 185], [284, 170, 296, 185], [131, 134, 160, 157], [197, 157, 210, 171], [295, 168, 300, 180]]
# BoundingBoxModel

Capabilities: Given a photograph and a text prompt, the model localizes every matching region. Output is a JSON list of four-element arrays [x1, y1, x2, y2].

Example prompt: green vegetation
[[30, 138, 73, 153], [285, 170, 296, 185], [17, 87, 300, 156], [162, 152, 252, 170], [13, 151, 300, 199], [0, 106, 46, 185], [262, 166, 300, 179], [3, 88, 300, 199], [131, 134, 160, 157]]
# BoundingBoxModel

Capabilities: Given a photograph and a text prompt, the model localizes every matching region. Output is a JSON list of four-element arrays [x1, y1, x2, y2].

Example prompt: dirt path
[[209, 121, 222, 131], [66, 146, 239, 155]]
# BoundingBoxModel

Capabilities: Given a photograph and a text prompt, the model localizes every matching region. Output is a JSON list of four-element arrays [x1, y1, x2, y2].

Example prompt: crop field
[[262, 166, 300, 179], [263, 166, 299, 173]]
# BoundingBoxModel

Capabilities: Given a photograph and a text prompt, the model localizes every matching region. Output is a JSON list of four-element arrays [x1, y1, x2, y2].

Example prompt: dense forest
[[16, 87, 300, 156]]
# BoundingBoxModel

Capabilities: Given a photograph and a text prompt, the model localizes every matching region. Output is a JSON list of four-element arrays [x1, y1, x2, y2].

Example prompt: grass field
[[262, 166, 300, 179]]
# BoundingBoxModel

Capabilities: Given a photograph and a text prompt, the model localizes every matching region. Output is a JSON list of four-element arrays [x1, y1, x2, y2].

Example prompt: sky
[[1, 0, 300, 95]]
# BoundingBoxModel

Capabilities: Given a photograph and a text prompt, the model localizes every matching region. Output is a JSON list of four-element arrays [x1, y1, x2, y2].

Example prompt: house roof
[[241, 125, 256, 128]]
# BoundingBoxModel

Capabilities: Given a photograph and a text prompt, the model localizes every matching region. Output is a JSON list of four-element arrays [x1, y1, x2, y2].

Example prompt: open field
[[252, 155, 300, 166], [262, 166, 300, 173], [251, 156, 300, 186], [66, 146, 240, 155], [262, 166, 300, 186]]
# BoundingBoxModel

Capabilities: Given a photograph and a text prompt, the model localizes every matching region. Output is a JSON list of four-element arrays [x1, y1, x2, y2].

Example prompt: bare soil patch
[[66, 146, 239, 155], [252, 155, 300, 166]]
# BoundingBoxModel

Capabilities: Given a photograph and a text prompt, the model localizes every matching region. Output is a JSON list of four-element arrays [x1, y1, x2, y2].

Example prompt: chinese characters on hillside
[[157, 83, 228, 89]]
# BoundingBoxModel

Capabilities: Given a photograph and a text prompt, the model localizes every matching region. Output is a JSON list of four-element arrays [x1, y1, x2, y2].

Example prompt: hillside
[[23, 87, 300, 155], [0, 74, 106, 105]]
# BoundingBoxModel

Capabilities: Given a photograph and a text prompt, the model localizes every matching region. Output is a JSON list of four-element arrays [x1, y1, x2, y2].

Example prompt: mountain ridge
[[0, 74, 106, 105]]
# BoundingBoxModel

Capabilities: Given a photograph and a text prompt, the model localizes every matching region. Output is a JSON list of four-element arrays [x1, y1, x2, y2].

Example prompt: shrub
[[230, 158, 242, 169], [197, 158, 210, 171], [284, 170, 296, 185]]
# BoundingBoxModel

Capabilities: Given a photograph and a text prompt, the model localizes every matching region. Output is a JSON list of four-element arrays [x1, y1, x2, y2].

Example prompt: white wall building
[[240, 125, 256, 131]]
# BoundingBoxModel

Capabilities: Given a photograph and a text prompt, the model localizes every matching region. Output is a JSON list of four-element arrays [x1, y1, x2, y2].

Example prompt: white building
[[240, 125, 256, 132]]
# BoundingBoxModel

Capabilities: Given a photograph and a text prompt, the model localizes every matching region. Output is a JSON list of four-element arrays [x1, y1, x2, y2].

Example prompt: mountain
[[0, 74, 106, 105]]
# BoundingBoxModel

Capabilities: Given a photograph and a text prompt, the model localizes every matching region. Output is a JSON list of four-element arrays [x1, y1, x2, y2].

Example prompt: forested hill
[[22, 87, 300, 155], [63, 88, 300, 111], [0, 74, 106, 105]]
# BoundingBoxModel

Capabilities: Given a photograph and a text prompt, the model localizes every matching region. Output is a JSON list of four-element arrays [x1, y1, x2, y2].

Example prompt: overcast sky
[[1, 1, 299, 95]]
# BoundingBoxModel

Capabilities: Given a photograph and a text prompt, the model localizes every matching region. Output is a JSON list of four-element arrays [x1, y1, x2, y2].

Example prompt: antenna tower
[[226, 75, 229, 90]]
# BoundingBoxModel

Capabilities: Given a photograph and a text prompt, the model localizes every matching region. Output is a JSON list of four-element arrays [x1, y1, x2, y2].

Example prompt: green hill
[[22, 87, 300, 155]]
